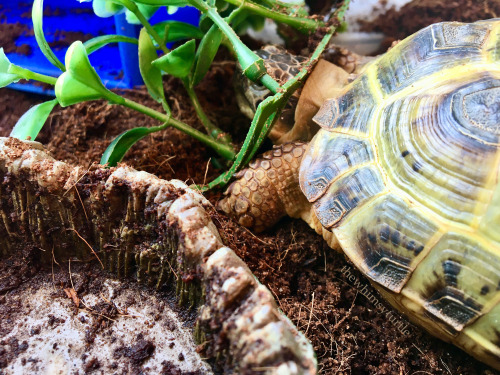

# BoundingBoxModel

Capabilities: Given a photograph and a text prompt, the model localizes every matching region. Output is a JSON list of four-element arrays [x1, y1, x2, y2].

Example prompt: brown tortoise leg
[[218, 142, 311, 232], [218, 142, 341, 250]]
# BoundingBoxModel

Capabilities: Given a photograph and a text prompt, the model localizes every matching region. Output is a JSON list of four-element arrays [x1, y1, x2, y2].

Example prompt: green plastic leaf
[[0, 49, 22, 88], [191, 24, 222, 86], [55, 73, 103, 106], [152, 21, 204, 43], [152, 40, 195, 78], [84, 35, 138, 55], [138, 28, 166, 103], [92, 0, 124, 17], [101, 127, 155, 166], [32, 0, 65, 71], [198, 14, 214, 33], [10, 99, 58, 141], [55, 41, 115, 107], [126, 4, 160, 24], [232, 11, 265, 34]]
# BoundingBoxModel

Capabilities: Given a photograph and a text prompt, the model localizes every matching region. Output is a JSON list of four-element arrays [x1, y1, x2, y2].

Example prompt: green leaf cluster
[[1, 0, 349, 188]]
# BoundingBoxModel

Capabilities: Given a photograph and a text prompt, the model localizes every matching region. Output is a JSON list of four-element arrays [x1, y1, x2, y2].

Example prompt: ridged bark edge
[[0, 137, 316, 375]]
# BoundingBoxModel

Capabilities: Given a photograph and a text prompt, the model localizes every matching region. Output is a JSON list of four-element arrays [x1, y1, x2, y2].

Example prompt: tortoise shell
[[299, 20, 500, 368]]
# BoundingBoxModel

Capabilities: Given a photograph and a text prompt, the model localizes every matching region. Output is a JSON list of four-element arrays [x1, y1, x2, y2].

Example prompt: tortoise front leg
[[218, 142, 342, 250], [218, 142, 310, 232]]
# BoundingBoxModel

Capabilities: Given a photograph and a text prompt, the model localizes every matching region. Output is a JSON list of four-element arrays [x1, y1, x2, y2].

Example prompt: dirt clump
[[113, 333, 156, 366]]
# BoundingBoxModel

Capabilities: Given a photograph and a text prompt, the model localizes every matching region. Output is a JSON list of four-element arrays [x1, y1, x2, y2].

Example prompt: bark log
[[0, 137, 316, 375]]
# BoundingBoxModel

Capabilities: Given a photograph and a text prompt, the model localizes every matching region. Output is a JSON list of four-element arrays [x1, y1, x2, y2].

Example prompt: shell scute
[[313, 74, 378, 135], [463, 303, 500, 363], [299, 132, 374, 202], [376, 21, 489, 97], [335, 194, 439, 292], [431, 22, 490, 50], [312, 166, 385, 228], [405, 232, 500, 333], [451, 78, 500, 143]]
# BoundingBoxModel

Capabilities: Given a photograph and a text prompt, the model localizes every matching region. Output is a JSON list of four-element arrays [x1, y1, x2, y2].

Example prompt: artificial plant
[[1, 0, 351, 189]]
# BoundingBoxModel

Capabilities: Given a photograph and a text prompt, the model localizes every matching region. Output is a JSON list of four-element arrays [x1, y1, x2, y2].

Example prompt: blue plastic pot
[[3, 1, 199, 95]]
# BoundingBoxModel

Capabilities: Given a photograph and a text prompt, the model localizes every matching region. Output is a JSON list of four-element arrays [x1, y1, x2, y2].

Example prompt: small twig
[[164, 256, 178, 280], [305, 292, 315, 335], [323, 246, 327, 272], [80, 303, 118, 322], [74, 187, 89, 222], [99, 292, 138, 318], [240, 225, 276, 246], [298, 300, 331, 338], [440, 358, 452, 375], [203, 158, 211, 187], [68, 259, 75, 292], [333, 291, 356, 330], [63, 164, 94, 196], [51, 245, 59, 287], [268, 285, 284, 312], [67, 228, 104, 269]]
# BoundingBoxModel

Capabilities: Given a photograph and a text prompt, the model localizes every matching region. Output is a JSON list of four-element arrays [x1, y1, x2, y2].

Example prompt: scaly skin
[[218, 142, 310, 232]]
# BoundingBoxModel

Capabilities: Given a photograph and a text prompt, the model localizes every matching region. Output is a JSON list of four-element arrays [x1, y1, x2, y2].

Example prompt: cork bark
[[0, 137, 316, 375]]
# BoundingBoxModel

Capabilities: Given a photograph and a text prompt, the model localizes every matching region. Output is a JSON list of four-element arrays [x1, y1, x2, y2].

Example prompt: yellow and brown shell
[[300, 19, 500, 368]]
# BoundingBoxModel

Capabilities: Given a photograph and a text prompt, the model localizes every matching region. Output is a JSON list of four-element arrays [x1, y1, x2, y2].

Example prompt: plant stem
[[113, 0, 234, 151], [182, 78, 232, 144], [112, 0, 168, 53], [32, 0, 66, 72], [261, 74, 279, 94], [188, 0, 280, 91], [114, 96, 236, 160], [8, 65, 57, 85], [223, 0, 322, 32]]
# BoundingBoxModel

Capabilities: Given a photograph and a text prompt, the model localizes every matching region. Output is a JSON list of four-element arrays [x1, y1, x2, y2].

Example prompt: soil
[[0, 2, 95, 58], [0, 250, 211, 374], [361, 0, 499, 41], [1, 2, 499, 374], [0, 19, 32, 56]]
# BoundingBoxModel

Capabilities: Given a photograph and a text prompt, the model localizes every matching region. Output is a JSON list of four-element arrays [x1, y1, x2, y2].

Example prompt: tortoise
[[218, 19, 500, 369]]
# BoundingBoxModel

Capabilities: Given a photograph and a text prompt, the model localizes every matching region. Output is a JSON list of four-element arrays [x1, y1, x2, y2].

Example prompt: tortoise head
[[234, 45, 351, 144], [234, 45, 308, 118]]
